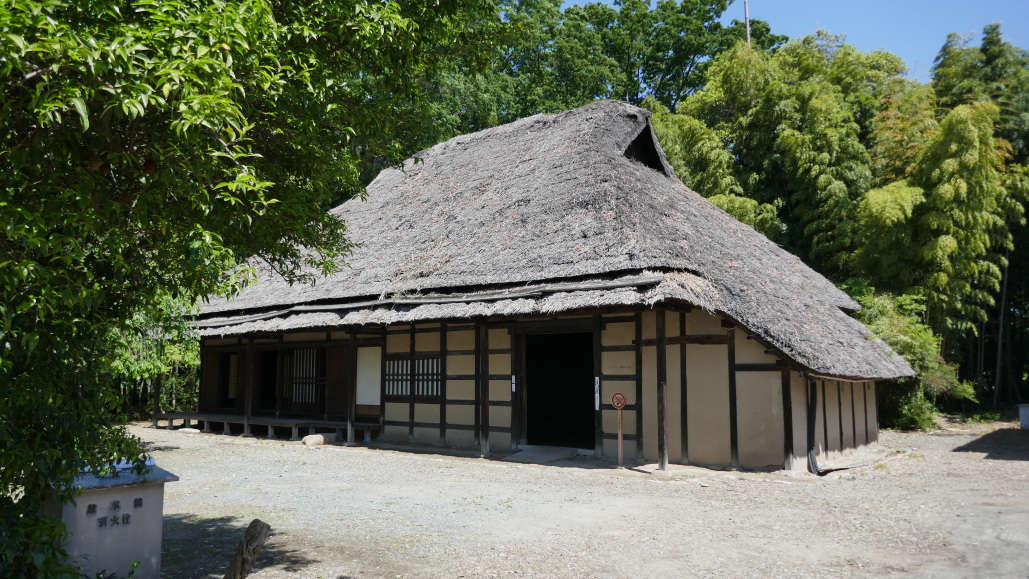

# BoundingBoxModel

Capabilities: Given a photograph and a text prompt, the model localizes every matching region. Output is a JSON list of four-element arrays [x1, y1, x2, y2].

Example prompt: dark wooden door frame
[[513, 319, 599, 451]]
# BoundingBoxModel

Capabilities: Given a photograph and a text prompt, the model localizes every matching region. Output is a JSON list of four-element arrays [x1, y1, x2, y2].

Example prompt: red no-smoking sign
[[611, 392, 626, 410]]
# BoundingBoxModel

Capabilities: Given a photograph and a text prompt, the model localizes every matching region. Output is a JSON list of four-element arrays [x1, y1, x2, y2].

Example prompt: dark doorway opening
[[525, 332, 594, 449], [257, 351, 279, 412]]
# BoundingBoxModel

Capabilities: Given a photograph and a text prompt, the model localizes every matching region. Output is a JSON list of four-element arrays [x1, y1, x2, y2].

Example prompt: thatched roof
[[198, 100, 912, 381]]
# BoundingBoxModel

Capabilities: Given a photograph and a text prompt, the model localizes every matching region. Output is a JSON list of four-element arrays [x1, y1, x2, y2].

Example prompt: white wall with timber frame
[[199, 307, 880, 472]]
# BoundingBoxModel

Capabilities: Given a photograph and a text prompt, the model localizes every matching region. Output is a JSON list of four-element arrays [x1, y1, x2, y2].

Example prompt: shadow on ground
[[362, 440, 637, 470], [142, 441, 181, 453], [163, 513, 318, 578], [952, 428, 1029, 461]]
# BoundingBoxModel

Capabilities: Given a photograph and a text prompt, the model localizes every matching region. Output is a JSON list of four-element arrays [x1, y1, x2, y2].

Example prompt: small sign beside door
[[594, 377, 600, 411]]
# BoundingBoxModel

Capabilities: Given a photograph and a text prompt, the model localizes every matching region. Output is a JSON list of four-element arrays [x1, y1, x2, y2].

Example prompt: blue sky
[[728, 0, 1029, 81], [563, 1, 1028, 82]]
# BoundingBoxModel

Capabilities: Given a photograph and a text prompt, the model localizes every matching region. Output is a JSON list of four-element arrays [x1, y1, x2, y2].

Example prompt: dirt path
[[134, 423, 1029, 578]]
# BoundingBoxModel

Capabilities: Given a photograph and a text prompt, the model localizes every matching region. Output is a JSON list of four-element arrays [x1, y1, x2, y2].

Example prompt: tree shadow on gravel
[[141, 441, 181, 453], [952, 428, 1029, 461], [163, 513, 318, 578]]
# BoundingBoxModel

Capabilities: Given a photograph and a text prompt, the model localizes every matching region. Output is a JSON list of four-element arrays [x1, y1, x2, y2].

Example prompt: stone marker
[[44, 461, 178, 579]]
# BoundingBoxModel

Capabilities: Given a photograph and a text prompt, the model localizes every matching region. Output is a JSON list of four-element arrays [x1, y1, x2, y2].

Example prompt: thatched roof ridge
[[199, 100, 912, 380]]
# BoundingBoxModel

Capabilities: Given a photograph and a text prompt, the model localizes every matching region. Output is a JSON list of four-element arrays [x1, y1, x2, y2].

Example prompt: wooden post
[[863, 382, 870, 445], [837, 382, 844, 452], [617, 406, 624, 467], [478, 321, 490, 457], [223, 518, 271, 579], [656, 310, 668, 471], [347, 332, 357, 445], [408, 324, 416, 441], [151, 374, 162, 429], [726, 323, 738, 469], [679, 312, 688, 464], [781, 369, 793, 470], [243, 339, 254, 437], [806, 377, 819, 474], [593, 315, 603, 455], [634, 312, 643, 460]]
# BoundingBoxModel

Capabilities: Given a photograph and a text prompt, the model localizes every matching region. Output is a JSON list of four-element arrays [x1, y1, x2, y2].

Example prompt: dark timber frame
[[189, 305, 883, 474]]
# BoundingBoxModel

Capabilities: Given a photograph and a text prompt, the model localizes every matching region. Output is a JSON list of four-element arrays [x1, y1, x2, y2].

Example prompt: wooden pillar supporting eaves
[[679, 312, 689, 465], [478, 321, 490, 458], [806, 376, 819, 474], [634, 312, 644, 460], [781, 369, 793, 470], [656, 310, 668, 471], [593, 315, 603, 455], [725, 321, 738, 469], [243, 338, 255, 437], [440, 322, 448, 446], [347, 331, 357, 445]]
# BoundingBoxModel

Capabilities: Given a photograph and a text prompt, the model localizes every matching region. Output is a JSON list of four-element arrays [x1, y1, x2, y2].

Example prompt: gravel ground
[[134, 422, 1029, 578]]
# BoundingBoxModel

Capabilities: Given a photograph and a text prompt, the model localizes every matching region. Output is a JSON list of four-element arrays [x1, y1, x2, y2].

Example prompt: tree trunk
[[224, 519, 272, 579], [993, 252, 1009, 408]]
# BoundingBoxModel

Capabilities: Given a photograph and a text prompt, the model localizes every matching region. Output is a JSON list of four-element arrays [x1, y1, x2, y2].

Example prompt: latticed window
[[283, 348, 326, 413], [385, 354, 441, 399]]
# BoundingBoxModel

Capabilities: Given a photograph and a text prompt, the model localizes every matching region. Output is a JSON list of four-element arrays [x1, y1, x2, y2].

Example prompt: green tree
[[104, 295, 200, 415], [438, 0, 785, 129], [932, 24, 1029, 164], [683, 39, 890, 274], [907, 103, 1024, 334], [646, 99, 787, 240], [0, 0, 497, 574], [847, 287, 974, 430], [868, 82, 939, 186]]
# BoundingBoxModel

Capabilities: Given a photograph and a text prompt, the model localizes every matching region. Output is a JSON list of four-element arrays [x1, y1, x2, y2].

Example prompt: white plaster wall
[[736, 372, 784, 469], [685, 344, 731, 468]]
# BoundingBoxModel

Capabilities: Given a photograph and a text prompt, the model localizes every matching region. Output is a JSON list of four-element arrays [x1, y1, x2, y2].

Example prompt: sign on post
[[612, 392, 626, 467]]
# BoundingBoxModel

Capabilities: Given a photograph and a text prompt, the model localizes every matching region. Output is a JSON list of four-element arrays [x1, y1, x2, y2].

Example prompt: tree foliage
[[417, 0, 784, 138], [847, 287, 975, 430], [906, 102, 1023, 332], [680, 37, 882, 273], [0, 0, 497, 573], [655, 25, 1029, 414]]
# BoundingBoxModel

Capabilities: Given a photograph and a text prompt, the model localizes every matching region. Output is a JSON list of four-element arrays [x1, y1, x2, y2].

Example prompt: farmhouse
[[188, 100, 913, 473]]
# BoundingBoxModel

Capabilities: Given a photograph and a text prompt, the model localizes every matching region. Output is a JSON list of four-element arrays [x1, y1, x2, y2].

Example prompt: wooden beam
[[850, 381, 857, 450], [837, 381, 844, 453], [439, 322, 447, 445], [409, 324, 416, 441], [806, 377, 819, 474], [781, 369, 793, 470], [513, 318, 594, 335], [821, 380, 829, 456], [863, 382, 870, 445], [593, 315, 603, 455], [636, 334, 729, 347], [679, 312, 688, 465], [512, 332, 523, 447], [727, 326, 739, 469], [656, 311, 668, 471], [347, 332, 357, 445], [634, 312, 643, 460], [478, 321, 490, 457], [152, 374, 162, 430], [735, 362, 783, 372], [243, 339, 255, 437]]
